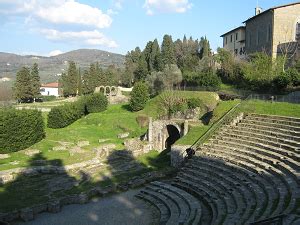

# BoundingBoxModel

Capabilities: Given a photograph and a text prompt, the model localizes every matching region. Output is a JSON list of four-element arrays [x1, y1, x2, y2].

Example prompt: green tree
[[199, 36, 211, 59], [161, 34, 176, 65], [134, 54, 148, 81], [129, 82, 150, 111], [77, 68, 82, 96], [62, 61, 78, 96], [30, 63, 41, 101], [82, 70, 94, 95], [152, 39, 163, 71], [14, 67, 33, 102]]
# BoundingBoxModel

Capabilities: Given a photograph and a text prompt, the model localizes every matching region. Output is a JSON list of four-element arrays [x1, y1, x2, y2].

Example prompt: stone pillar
[[183, 120, 189, 136], [171, 145, 190, 168], [148, 117, 153, 149]]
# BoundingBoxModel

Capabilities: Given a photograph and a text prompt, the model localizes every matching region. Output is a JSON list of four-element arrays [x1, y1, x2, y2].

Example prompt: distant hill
[[0, 49, 125, 83]]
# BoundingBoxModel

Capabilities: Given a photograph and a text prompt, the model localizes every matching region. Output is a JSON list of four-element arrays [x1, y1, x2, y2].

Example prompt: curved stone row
[[137, 113, 300, 224]]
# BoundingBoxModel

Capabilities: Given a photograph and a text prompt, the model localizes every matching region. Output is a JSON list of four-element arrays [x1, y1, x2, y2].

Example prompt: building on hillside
[[220, 26, 246, 60], [221, 2, 300, 60], [40, 82, 60, 97]]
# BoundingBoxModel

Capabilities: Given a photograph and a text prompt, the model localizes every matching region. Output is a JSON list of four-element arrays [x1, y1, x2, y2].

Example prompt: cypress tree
[[14, 67, 33, 102], [31, 63, 41, 101], [161, 34, 176, 65]]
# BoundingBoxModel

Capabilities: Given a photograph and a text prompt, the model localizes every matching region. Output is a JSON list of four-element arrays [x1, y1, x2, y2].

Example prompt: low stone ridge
[[0, 170, 172, 223], [0, 154, 10, 160], [117, 132, 130, 139], [23, 149, 41, 156], [137, 113, 300, 225]]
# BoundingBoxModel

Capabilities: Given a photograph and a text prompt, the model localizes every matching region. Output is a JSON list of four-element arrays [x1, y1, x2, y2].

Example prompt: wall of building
[[40, 87, 59, 97], [223, 29, 246, 59], [245, 11, 273, 55], [273, 4, 300, 58]]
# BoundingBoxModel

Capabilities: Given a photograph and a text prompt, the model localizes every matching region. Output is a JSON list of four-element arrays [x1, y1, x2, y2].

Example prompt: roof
[[41, 82, 59, 88], [220, 26, 245, 37], [243, 1, 300, 23]]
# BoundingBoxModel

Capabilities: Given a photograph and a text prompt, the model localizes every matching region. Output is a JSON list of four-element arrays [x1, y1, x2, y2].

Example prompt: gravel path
[[14, 189, 157, 225]]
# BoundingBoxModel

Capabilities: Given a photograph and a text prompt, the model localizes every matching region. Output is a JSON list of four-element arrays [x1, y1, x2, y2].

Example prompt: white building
[[40, 82, 60, 97]]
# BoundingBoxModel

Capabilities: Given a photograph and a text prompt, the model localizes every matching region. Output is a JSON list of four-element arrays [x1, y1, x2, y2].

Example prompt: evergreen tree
[[30, 63, 41, 101], [144, 41, 154, 72], [161, 34, 176, 65], [62, 61, 78, 96], [14, 67, 33, 102], [151, 39, 163, 71], [199, 36, 211, 59], [82, 70, 93, 95], [77, 68, 82, 96], [129, 82, 150, 111], [134, 54, 148, 81]]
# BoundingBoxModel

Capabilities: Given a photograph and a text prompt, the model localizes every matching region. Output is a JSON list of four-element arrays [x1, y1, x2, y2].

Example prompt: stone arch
[[165, 124, 181, 150], [105, 86, 111, 96], [111, 86, 117, 96], [148, 119, 187, 151], [99, 86, 105, 94]]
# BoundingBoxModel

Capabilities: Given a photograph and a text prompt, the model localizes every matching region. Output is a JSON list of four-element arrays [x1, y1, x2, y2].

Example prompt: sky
[[0, 0, 298, 56]]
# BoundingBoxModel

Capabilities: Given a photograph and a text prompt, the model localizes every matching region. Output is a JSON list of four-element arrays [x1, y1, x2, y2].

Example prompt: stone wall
[[245, 10, 273, 55], [170, 145, 190, 168]]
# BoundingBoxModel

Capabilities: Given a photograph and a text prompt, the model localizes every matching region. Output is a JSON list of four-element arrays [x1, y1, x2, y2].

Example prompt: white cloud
[[40, 29, 118, 48], [144, 0, 192, 15], [0, 0, 112, 29], [49, 50, 64, 57]]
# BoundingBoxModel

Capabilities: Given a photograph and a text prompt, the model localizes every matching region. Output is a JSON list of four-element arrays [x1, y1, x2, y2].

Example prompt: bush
[[187, 98, 203, 109], [42, 95, 56, 102], [129, 82, 150, 111], [47, 94, 108, 129], [84, 93, 108, 113], [273, 72, 291, 91], [286, 67, 300, 86], [47, 101, 85, 129], [0, 108, 45, 153]]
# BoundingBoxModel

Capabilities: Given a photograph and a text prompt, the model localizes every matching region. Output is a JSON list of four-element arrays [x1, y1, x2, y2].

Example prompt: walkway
[[14, 189, 157, 225]]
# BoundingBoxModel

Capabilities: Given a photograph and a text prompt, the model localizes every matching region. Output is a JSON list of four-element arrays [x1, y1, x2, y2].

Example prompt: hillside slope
[[0, 49, 125, 82]]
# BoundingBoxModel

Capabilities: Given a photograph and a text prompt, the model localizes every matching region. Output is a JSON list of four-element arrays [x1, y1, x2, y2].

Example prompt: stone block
[[20, 208, 34, 222], [77, 141, 90, 147], [117, 133, 130, 139], [78, 193, 89, 204], [47, 200, 61, 213], [0, 154, 10, 160], [32, 204, 48, 215]]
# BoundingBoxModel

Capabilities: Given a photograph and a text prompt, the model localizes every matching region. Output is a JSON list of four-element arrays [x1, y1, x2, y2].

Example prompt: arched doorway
[[165, 125, 181, 150]]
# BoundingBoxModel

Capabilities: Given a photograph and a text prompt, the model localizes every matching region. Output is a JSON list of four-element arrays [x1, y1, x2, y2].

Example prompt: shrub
[[0, 108, 45, 153], [187, 98, 204, 109], [129, 82, 150, 111], [84, 93, 108, 113], [286, 67, 300, 86], [42, 95, 56, 102], [47, 101, 85, 129], [273, 72, 291, 91]]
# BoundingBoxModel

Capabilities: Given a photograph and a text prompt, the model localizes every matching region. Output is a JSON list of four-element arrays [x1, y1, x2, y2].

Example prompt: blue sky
[[0, 0, 297, 56]]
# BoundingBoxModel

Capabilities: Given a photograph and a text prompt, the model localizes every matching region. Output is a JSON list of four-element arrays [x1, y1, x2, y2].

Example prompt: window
[[234, 49, 238, 55], [236, 33, 238, 41], [225, 36, 228, 45], [230, 35, 233, 42], [40, 88, 45, 92]]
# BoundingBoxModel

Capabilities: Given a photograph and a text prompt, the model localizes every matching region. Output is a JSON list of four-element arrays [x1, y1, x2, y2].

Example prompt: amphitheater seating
[[136, 113, 300, 224]]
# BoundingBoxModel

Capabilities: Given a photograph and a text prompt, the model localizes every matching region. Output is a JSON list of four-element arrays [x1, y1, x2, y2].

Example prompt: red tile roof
[[41, 82, 59, 88]]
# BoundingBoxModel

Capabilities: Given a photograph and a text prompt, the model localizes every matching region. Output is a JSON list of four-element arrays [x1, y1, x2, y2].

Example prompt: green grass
[[176, 125, 210, 145], [245, 100, 300, 117], [0, 104, 145, 171], [210, 99, 241, 124], [139, 91, 219, 119]]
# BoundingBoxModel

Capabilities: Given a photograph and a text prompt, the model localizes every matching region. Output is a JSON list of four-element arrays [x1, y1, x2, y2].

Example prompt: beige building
[[221, 26, 246, 60], [222, 2, 300, 59]]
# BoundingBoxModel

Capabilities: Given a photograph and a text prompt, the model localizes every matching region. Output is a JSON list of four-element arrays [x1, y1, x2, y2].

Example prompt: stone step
[[145, 185, 189, 224], [140, 188, 180, 225], [171, 181, 213, 225], [221, 126, 300, 148], [181, 167, 249, 224], [195, 150, 294, 217], [242, 119, 300, 133], [150, 181, 202, 225], [185, 157, 268, 222], [218, 129, 300, 153], [246, 115, 300, 127], [210, 137, 300, 171], [172, 176, 225, 225], [249, 114, 300, 124], [238, 122, 300, 138], [209, 139, 300, 185], [135, 193, 170, 224]]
